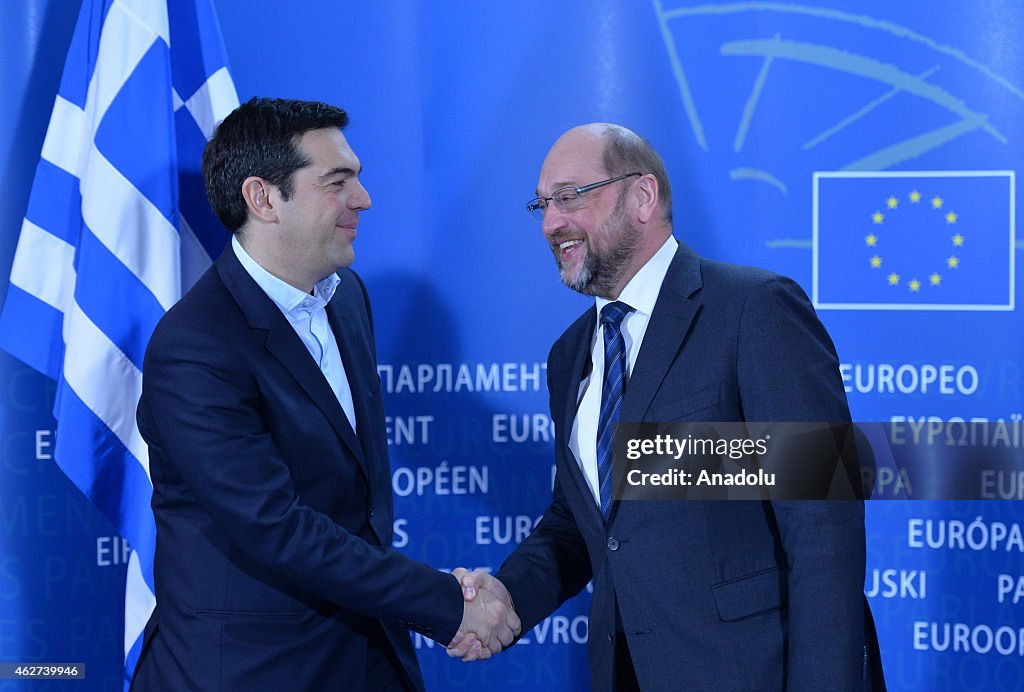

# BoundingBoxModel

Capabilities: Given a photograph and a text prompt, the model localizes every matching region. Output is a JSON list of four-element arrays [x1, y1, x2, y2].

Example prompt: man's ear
[[241, 176, 277, 223], [634, 173, 659, 224]]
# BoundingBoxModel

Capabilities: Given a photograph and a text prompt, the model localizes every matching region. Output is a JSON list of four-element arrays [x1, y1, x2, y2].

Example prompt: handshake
[[446, 568, 521, 662]]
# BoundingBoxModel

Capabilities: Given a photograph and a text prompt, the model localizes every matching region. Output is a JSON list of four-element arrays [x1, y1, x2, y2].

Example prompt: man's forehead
[[538, 134, 605, 191], [297, 127, 359, 171]]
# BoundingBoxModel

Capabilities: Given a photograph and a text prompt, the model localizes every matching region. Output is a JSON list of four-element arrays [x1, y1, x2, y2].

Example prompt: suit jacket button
[[606, 537, 619, 551], [369, 505, 375, 517]]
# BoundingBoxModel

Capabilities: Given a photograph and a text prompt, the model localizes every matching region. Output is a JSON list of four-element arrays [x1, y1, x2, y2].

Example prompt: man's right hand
[[447, 569, 520, 661]]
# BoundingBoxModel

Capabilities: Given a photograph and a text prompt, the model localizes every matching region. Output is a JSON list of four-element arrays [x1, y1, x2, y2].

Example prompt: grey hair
[[599, 124, 673, 225]]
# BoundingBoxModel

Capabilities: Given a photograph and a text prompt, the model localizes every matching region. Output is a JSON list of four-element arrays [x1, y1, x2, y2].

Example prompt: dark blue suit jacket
[[132, 248, 462, 690], [497, 242, 884, 691]]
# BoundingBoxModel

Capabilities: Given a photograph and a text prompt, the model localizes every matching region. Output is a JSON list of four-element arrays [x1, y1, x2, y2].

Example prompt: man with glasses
[[452, 123, 884, 691]]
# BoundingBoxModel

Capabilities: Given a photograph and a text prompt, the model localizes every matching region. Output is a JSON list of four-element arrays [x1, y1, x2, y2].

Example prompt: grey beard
[[557, 219, 641, 298], [559, 251, 596, 295]]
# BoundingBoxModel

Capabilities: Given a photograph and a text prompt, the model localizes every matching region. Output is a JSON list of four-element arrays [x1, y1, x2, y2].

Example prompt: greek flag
[[0, 0, 237, 685]]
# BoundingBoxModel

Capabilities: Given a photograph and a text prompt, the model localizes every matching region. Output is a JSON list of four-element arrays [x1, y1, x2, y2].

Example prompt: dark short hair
[[599, 124, 673, 225], [202, 97, 350, 232]]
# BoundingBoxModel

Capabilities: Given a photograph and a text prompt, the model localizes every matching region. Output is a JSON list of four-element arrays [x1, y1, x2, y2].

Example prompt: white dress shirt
[[569, 236, 678, 506], [232, 236, 357, 432]]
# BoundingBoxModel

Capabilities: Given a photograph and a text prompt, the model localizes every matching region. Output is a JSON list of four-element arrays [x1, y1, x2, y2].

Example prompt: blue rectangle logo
[[813, 171, 1015, 311]]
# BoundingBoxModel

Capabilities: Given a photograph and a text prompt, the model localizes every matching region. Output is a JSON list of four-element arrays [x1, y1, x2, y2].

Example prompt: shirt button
[[606, 537, 619, 551]]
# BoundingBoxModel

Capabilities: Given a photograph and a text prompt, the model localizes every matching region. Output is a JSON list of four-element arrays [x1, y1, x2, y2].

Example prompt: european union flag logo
[[813, 171, 1014, 310]]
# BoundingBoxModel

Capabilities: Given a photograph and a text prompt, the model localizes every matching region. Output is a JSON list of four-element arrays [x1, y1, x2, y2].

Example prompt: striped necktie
[[596, 301, 633, 519]]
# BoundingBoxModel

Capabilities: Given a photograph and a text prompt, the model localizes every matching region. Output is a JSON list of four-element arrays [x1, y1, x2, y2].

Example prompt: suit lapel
[[556, 307, 607, 529], [553, 243, 706, 527], [216, 249, 368, 474], [325, 285, 377, 474], [621, 242, 703, 423]]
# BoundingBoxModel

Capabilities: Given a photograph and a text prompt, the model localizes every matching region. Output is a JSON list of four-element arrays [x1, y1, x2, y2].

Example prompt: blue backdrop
[[1, 1, 1022, 690]]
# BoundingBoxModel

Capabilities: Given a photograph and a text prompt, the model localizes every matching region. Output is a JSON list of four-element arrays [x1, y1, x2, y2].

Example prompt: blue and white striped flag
[[0, 0, 237, 685]]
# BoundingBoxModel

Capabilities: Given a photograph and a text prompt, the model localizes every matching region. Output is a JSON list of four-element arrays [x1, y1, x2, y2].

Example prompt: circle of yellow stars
[[865, 189, 964, 293]]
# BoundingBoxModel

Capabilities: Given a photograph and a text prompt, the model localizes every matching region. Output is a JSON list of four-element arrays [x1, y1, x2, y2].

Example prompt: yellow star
[[888, 273, 900, 286], [952, 233, 964, 247], [947, 255, 960, 269], [945, 211, 958, 224], [929, 273, 942, 286], [886, 196, 899, 209], [865, 234, 878, 247], [932, 196, 943, 209], [909, 279, 921, 292], [909, 190, 922, 203], [869, 255, 882, 268], [872, 211, 884, 224]]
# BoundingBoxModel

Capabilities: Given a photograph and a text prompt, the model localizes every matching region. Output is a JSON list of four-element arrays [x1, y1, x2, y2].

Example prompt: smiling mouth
[[554, 238, 584, 261]]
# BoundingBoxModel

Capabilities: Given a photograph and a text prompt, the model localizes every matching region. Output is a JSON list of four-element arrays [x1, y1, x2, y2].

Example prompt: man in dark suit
[[132, 98, 519, 691], [453, 124, 884, 690]]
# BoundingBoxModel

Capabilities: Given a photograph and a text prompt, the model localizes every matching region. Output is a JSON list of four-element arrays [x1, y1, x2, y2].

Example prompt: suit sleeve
[[495, 343, 593, 632], [735, 275, 868, 691], [138, 319, 464, 644], [495, 472, 592, 632]]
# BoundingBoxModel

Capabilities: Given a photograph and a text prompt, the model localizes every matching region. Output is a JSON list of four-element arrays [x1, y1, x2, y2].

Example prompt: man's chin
[[558, 268, 596, 296], [332, 248, 355, 270]]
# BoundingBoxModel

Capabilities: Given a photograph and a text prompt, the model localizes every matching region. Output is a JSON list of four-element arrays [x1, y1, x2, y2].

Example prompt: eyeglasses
[[526, 172, 641, 221]]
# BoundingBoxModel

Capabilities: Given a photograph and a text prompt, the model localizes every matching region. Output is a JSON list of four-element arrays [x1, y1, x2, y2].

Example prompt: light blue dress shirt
[[232, 236, 357, 433]]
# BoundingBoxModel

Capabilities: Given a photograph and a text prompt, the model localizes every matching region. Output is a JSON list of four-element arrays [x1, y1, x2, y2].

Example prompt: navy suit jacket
[[132, 248, 463, 690], [497, 242, 884, 691]]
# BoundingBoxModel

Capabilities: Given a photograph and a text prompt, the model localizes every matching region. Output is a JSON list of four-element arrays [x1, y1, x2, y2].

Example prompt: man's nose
[[350, 180, 371, 211], [541, 203, 568, 237]]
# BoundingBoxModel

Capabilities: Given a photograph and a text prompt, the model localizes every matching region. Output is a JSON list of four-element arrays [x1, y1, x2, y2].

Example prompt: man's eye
[[554, 191, 577, 204]]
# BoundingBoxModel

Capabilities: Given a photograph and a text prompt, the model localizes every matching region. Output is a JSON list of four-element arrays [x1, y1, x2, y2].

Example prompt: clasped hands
[[446, 568, 520, 661]]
